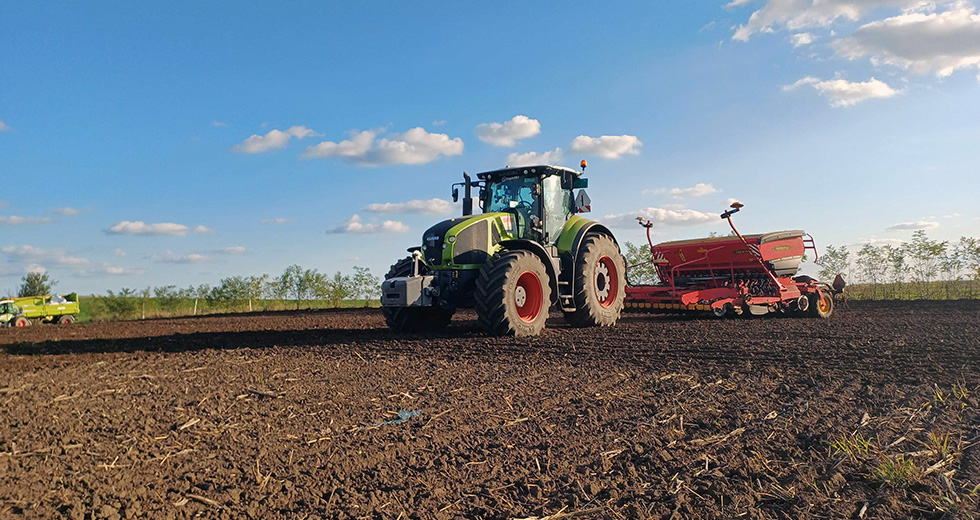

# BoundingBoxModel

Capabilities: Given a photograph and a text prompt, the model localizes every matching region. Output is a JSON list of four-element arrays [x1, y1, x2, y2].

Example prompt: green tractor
[[0, 300, 31, 328], [380, 161, 625, 336]]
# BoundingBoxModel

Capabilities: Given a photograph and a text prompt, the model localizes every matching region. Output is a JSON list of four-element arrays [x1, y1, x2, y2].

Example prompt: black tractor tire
[[564, 234, 626, 327], [13, 316, 30, 327], [381, 256, 454, 333], [475, 250, 551, 337], [808, 289, 834, 319], [58, 315, 76, 325]]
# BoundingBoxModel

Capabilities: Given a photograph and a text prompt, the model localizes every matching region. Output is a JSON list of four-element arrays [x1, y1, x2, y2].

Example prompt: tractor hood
[[421, 213, 513, 269]]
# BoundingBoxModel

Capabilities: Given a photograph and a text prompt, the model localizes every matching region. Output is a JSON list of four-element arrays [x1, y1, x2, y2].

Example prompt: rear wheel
[[808, 289, 833, 319], [382, 257, 454, 333], [475, 251, 551, 337], [58, 315, 76, 325], [564, 234, 626, 327], [13, 316, 30, 327]]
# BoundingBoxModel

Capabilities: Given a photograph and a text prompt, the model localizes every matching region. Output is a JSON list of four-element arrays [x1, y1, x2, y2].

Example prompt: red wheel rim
[[15, 319, 26, 327], [515, 270, 543, 322], [595, 256, 619, 308]]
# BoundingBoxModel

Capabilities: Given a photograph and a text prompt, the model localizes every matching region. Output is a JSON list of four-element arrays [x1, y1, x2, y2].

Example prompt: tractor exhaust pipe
[[462, 172, 474, 216]]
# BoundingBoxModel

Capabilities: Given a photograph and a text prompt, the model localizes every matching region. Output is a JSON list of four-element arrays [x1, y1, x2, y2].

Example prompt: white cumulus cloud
[[327, 215, 409, 234], [834, 3, 980, 77], [0, 215, 54, 225], [258, 217, 293, 224], [106, 221, 211, 236], [102, 264, 145, 276], [475, 115, 541, 147], [212, 246, 247, 255], [151, 251, 211, 264], [52, 207, 81, 216], [363, 199, 452, 215], [603, 207, 717, 228], [887, 220, 940, 230], [648, 183, 720, 199], [303, 127, 464, 166], [301, 130, 376, 159], [783, 76, 899, 106], [506, 148, 564, 167], [792, 32, 817, 46], [233, 125, 320, 154], [1, 245, 90, 266], [569, 135, 642, 159], [729, 0, 918, 41]]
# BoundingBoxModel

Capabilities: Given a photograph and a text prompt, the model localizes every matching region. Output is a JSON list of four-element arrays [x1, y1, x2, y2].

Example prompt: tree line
[[814, 230, 979, 299], [94, 265, 381, 320]]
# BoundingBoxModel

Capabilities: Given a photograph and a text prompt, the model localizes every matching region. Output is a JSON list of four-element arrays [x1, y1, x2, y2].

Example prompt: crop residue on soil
[[1, 301, 978, 519]]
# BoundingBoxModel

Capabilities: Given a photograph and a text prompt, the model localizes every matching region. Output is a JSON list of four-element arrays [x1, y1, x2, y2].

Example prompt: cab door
[[540, 175, 570, 244]]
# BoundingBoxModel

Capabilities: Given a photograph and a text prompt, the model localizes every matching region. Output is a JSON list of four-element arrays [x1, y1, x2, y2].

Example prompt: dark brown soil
[[1, 300, 978, 519]]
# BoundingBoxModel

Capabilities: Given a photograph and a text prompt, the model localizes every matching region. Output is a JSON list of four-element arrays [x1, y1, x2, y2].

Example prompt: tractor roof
[[0, 300, 13, 305], [476, 165, 580, 181]]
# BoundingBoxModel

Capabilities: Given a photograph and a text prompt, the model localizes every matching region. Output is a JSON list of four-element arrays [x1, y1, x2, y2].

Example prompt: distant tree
[[904, 230, 946, 298], [884, 245, 909, 299], [193, 284, 211, 315], [960, 236, 980, 297], [214, 276, 251, 309], [102, 288, 138, 319], [940, 244, 964, 299], [18, 271, 56, 297], [351, 266, 380, 303], [856, 244, 888, 299], [274, 265, 303, 306], [324, 271, 354, 307], [139, 286, 151, 319], [623, 242, 658, 285], [815, 245, 850, 282], [154, 285, 182, 314], [299, 268, 327, 308], [244, 274, 268, 312]]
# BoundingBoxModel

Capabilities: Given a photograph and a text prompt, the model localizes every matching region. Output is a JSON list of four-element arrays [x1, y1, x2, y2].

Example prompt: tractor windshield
[[487, 177, 538, 214]]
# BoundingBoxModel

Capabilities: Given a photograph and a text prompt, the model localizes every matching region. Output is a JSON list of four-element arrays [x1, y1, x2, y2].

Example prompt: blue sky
[[2, 1, 979, 294]]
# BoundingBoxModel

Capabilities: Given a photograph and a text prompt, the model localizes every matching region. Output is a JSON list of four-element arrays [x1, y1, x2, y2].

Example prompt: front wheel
[[13, 316, 31, 327], [564, 234, 626, 327], [381, 256, 454, 333], [475, 251, 551, 337]]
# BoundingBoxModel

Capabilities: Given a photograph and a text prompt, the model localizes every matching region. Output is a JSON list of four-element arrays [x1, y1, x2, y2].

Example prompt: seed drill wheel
[[58, 315, 76, 325], [475, 250, 551, 337], [564, 234, 626, 327], [13, 316, 30, 327], [808, 290, 834, 319], [712, 303, 732, 318], [382, 256, 454, 333]]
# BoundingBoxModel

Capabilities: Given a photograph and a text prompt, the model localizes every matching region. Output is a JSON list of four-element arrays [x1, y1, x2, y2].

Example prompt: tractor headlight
[[447, 236, 456, 243]]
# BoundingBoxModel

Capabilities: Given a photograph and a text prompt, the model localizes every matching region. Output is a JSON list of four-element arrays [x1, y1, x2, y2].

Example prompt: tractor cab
[[454, 162, 591, 245], [0, 300, 20, 315]]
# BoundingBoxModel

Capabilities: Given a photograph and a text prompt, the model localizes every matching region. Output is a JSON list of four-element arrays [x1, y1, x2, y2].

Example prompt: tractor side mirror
[[452, 187, 459, 203], [561, 174, 573, 190]]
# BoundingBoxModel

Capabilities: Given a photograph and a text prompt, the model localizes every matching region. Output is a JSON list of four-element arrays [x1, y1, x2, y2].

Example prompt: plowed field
[[1, 301, 978, 519]]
